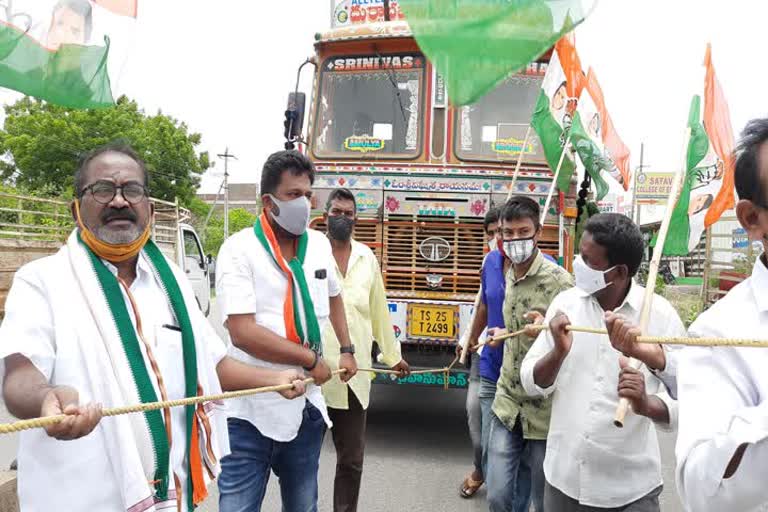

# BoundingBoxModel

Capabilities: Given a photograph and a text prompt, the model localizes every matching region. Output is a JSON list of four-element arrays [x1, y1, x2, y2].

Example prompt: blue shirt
[[479, 250, 507, 382], [543, 252, 558, 264]]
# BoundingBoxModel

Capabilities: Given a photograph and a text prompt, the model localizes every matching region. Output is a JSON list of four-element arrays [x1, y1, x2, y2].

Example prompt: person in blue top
[[458, 206, 501, 498], [458, 203, 560, 500], [467, 209, 514, 482]]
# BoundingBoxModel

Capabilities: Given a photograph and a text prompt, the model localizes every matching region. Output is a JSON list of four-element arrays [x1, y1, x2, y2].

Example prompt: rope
[[0, 361, 464, 435], [487, 324, 768, 348]]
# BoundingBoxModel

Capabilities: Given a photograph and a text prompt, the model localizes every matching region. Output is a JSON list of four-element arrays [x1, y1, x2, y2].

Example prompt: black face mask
[[328, 215, 355, 241]]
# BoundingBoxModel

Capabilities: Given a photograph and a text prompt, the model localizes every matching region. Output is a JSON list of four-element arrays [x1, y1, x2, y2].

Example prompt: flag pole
[[613, 127, 691, 428], [540, 129, 573, 226], [507, 125, 533, 200]]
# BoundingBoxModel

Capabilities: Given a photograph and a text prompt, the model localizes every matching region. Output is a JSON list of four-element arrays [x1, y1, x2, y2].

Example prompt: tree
[[188, 201, 257, 257], [0, 96, 211, 204]]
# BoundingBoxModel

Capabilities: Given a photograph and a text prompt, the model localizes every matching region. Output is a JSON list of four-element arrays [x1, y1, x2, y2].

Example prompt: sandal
[[459, 474, 484, 498]]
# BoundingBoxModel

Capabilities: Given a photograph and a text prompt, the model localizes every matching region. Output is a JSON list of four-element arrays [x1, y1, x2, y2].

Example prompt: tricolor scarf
[[78, 234, 210, 511], [253, 213, 322, 353]]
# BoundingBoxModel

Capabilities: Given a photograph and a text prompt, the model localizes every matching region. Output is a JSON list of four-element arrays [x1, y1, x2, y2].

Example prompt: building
[[197, 183, 260, 214]]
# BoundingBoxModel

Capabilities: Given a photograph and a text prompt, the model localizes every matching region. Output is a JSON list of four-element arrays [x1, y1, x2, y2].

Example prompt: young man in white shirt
[[676, 118, 768, 512], [216, 151, 358, 512], [520, 213, 684, 511]]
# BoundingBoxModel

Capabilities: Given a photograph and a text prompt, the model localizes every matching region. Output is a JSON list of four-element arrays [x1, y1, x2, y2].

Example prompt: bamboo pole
[[613, 128, 691, 427], [507, 125, 533, 200], [540, 130, 573, 226], [486, 324, 768, 348], [459, 290, 482, 365], [701, 227, 712, 307]]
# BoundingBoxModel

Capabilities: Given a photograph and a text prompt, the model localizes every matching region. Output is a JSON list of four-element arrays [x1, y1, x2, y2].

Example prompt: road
[[0, 300, 685, 511]]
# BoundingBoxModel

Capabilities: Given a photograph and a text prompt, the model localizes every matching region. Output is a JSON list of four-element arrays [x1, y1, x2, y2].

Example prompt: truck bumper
[[371, 365, 470, 389]]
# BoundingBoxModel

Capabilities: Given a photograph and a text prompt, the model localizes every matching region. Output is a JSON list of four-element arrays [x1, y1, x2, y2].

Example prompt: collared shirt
[[491, 250, 574, 440], [216, 227, 341, 441], [0, 251, 226, 512], [676, 255, 768, 512], [322, 239, 402, 410], [520, 283, 684, 508], [478, 249, 507, 382]]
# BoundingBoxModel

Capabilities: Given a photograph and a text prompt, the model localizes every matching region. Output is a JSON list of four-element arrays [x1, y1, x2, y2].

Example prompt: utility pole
[[630, 142, 648, 225], [217, 148, 237, 239], [383, 0, 391, 21]]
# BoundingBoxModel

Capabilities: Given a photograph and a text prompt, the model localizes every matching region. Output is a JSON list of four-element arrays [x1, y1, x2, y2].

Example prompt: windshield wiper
[[377, 51, 408, 125]]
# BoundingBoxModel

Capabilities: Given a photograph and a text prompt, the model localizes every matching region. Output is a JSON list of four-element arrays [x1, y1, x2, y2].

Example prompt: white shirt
[[676, 255, 768, 512], [520, 283, 684, 508], [216, 227, 341, 441], [0, 252, 226, 512]]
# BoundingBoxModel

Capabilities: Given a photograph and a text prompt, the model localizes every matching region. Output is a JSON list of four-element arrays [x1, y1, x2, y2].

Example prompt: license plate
[[407, 304, 458, 340]]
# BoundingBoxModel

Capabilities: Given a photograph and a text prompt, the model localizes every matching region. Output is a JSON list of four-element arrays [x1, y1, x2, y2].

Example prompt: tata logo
[[419, 237, 451, 262]]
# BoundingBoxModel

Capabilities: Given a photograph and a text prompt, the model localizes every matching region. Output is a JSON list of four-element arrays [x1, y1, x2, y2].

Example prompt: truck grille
[[382, 215, 485, 299], [310, 216, 562, 301]]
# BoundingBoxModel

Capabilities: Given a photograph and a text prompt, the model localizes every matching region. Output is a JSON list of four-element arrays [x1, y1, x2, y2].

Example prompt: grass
[[661, 286, 704, 328]]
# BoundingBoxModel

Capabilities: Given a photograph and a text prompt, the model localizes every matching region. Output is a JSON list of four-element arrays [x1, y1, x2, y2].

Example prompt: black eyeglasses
[[79, 180, 149, 205]]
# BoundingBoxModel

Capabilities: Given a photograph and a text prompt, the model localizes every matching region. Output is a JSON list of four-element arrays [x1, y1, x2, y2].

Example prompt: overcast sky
[[2, 0, 767, 197]]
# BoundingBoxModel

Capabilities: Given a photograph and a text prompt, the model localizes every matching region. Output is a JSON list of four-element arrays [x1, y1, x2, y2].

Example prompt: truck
[[0, 192, 211, 318], [283, 3, 578, 389]]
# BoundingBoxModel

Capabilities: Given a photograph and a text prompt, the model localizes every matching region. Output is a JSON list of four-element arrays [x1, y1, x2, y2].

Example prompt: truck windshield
[[313, 53, 425, 159], [454, 73, 548, 164]]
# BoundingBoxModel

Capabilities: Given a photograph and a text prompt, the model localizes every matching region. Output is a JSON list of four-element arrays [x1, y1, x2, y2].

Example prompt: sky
[[2, 0, 767, 202]]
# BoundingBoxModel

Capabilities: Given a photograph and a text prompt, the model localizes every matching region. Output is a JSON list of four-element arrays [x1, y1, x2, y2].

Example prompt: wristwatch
[[303, 350, 319, 372], [340, 344, 356, 355]]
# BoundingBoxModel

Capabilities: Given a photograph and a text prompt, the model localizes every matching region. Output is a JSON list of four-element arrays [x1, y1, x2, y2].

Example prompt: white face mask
[[503, 238, 536, 265], [573, 255, 616, 295], [268, 194, 310, 236], [488, 239, 498, 253]]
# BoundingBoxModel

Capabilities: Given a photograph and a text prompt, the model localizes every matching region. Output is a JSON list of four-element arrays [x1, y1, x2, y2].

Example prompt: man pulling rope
[[0, 143, 307, 512]]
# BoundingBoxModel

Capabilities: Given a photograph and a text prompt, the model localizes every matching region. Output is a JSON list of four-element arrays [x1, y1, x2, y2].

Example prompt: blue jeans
[[466, 353, 483, 474], [478, 377, 507, 480], [487, 413, 547, 512], [218, 403, 326, 512]]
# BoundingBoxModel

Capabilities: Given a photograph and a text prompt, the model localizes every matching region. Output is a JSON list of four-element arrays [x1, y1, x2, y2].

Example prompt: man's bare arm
[[3, 354, 53, 419]]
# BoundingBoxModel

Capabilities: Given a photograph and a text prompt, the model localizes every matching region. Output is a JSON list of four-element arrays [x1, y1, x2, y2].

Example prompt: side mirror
[[283, 92, 306, 149]]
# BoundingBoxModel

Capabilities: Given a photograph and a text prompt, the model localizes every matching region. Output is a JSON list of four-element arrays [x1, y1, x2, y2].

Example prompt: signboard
[[332, 0, 406, 28], [325, 54, 423, 72], [732, 228, 749, 249], [597, 201, 615, 214], [344, 135, 385, 153], [635, 172, 674, 200]]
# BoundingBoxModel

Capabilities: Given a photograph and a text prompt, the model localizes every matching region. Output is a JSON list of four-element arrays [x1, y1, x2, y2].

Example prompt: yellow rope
[[0, 363, 463, 435], [487, 324, 768, 348]]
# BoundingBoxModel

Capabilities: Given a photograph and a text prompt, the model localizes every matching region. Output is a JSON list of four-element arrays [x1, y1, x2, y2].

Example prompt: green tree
[[192, 204, 257, 257], [0, 96, 211, 204]]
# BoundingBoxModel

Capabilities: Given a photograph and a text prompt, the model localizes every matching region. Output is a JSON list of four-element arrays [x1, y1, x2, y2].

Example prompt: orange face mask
[[74, 200, 151, 262]]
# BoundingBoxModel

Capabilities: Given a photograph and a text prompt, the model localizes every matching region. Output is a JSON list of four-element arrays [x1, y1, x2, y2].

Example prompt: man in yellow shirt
[[321, 188, 410, 512]]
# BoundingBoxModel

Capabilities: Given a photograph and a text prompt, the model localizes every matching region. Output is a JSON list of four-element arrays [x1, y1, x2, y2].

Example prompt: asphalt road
[[0, 300, 685, 511]]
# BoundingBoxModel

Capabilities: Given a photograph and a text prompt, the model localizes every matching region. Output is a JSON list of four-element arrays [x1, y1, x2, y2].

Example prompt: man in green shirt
[[485, 196, 574, 512]]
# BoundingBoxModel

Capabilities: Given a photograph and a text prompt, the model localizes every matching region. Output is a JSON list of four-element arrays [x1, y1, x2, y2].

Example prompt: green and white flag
[[530, 36, 582, 192], [0, 0, 137, 109], [571, 68, 632, 201], [658, 46, 735, 255], [398, 0, 595, 106]]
